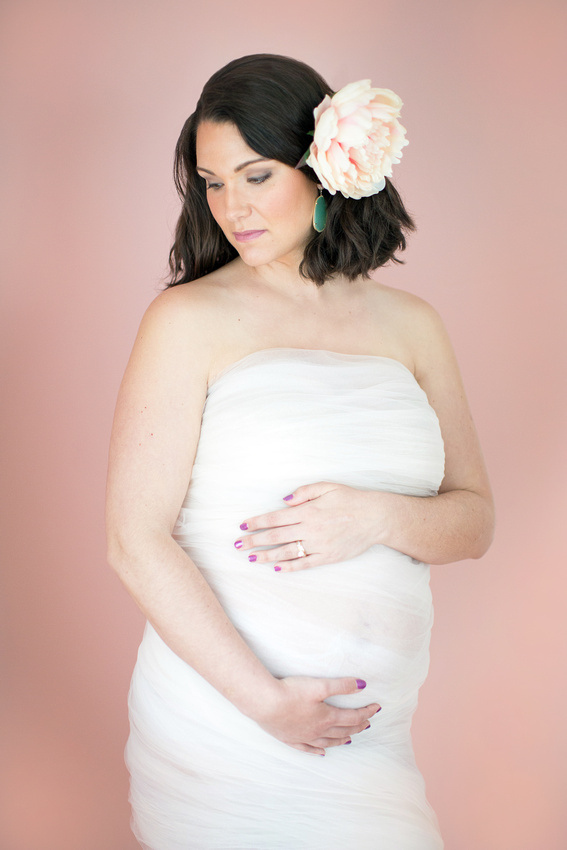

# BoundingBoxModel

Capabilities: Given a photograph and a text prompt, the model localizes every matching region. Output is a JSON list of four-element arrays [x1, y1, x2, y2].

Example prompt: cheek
[[269, 181, 315, 228], [204, 192, 231, 237]]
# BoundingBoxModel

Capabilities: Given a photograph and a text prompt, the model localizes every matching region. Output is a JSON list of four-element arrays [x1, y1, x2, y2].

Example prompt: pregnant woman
[[105, 53, 494, 849]]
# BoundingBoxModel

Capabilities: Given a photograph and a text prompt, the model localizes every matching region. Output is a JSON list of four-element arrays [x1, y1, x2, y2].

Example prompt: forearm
[[107, 531, 278, 719], [369, 488, 495, 565]]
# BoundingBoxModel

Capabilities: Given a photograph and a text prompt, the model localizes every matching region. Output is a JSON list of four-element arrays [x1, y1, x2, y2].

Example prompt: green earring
[[312, 186, 327, 232]]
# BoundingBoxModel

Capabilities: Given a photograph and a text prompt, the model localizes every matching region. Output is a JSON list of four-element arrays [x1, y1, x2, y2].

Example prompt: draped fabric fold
[[126, 348, 445, 849]]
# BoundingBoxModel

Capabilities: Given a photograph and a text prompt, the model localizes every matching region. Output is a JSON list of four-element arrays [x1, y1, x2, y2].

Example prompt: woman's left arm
[[401, 297, 495, 562], [363, 296, 495, 564], [236, 301, 494, 569]]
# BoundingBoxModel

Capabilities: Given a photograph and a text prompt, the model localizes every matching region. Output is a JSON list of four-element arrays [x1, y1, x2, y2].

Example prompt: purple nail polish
[[274, 565, 281, 572], [234, 540, 243, 549], [240, 522, 248, 531], [356, 679, 366, 690], [248, 554, 257, 562], [283, 494, 294, 501], [364, 724, 371, 730], [344, 739, 352, 745]]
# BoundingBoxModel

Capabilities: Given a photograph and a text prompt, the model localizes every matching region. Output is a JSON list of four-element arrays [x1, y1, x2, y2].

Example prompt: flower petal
[[307, 81, 407, 198]]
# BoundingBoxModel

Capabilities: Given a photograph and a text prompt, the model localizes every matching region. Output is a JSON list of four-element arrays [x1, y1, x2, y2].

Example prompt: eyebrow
[[195, 157, 271, 176]]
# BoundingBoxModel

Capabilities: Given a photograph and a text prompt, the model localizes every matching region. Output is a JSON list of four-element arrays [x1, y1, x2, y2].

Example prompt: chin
[[231, 237, 305, 269], [234, 246, 276, 266]]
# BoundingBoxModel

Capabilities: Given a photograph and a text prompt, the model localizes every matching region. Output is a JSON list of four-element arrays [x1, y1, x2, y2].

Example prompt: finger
[[282, 481, 337, 505], [310, 736, 353, 748], [289, 743, 326, 756], [273, 553, 319, 572], [321, 676, 372, 698], [328, 706, 382, 728], [234, 526, 301, 552], [238, 507, 301, 533], [245, 542, 316, 565], [324, 720, 374, 737]]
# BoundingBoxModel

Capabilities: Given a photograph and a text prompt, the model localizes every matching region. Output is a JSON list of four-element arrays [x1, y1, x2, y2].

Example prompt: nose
[[223, 184, 251, 224]]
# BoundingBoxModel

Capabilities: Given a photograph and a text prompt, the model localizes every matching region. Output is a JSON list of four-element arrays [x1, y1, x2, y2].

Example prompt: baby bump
[[192, 543, 434, 714]]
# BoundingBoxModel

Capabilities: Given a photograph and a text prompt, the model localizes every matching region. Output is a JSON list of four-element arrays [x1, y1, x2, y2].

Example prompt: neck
[[235, 255, 341, 301]]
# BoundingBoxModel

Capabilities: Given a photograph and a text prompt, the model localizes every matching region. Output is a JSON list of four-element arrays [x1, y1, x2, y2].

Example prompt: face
[[195, 120, 319, 269]]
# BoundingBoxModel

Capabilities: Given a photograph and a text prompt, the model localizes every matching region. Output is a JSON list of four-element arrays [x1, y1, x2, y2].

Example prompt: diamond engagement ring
[[295, 540, 306, 558]]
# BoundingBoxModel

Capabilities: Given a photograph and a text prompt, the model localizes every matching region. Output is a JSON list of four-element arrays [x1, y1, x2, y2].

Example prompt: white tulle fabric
[[126, 348, 446, 849]]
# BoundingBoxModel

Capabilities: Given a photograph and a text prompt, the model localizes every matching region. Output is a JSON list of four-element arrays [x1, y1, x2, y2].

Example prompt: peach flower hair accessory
[[296, 81, 408, 200]]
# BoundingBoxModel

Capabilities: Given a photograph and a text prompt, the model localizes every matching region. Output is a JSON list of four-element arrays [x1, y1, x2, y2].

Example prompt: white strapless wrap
[[126, 348, 446, 849]]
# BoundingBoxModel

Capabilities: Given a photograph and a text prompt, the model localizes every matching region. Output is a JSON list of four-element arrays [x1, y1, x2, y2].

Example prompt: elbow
[[105, 515, 143, 577], [105, 500, 127, 574], [470, 501, 496, 560], [106, 529, 130, 576], [430, 496, 495, 565], [105, 519, 174, 578], [105, 503, 146, 575], [472, 536, 494, 561]]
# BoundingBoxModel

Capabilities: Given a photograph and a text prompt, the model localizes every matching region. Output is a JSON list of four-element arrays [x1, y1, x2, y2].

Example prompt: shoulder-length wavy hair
[[167, 54, 415, 288]]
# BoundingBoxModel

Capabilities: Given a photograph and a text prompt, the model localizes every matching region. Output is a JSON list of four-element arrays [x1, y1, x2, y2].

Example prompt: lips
[[233, 230, 266, 243]]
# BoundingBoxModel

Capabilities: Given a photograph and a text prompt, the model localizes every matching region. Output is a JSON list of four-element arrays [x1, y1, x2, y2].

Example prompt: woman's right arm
[[105, 288, 378, 754]]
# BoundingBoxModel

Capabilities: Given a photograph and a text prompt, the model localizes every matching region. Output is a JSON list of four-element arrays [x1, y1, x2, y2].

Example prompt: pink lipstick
[[234, 230, 266, 242]]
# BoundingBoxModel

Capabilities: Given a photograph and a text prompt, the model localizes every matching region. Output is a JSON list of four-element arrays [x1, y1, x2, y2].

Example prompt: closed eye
[[205, 172, 272, 191], [248, 173, 272, 185]]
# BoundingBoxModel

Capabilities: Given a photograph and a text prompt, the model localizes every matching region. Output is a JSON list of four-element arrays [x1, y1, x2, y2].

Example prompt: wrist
[[362, 488, 396, 547], [230, 671, 283, 722]]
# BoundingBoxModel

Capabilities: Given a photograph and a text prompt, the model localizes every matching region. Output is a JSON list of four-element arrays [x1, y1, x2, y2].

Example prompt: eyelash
[[249, 173, 271, 185], [205, 173, 272, 191]]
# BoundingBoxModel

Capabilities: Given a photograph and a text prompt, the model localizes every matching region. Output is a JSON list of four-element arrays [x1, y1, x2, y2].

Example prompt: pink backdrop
[[1, 1, 566, 847]]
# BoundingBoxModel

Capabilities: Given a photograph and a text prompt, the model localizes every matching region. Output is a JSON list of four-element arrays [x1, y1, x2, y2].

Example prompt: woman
[[106, 54, 494, 849]]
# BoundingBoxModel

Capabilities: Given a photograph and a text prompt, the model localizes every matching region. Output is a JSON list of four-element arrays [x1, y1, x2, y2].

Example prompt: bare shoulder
[[138, 268, 241, 378], [143, 272, 232, 335], [366, 281, 451, 377], [370, 281, 443, 326]]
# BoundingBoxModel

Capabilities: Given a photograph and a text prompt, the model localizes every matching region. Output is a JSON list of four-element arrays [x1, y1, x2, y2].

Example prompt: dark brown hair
[[167, 54, 415, 287]]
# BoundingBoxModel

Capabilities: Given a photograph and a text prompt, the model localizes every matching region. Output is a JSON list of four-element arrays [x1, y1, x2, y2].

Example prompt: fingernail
[[283, 494, 294, 501], [234, 540, 243, 549], [344, 739, 352, 745], [239, 522, 248, 530], [364, 724, 371, 730], [274, 565, 281, 572], [248, 554, 257, 562], [356, 679, 366, 690], [374, 706, 382, 714]]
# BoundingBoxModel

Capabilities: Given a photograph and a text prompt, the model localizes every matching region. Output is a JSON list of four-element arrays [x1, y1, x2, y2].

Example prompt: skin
[[106, 119, 494, 756]]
